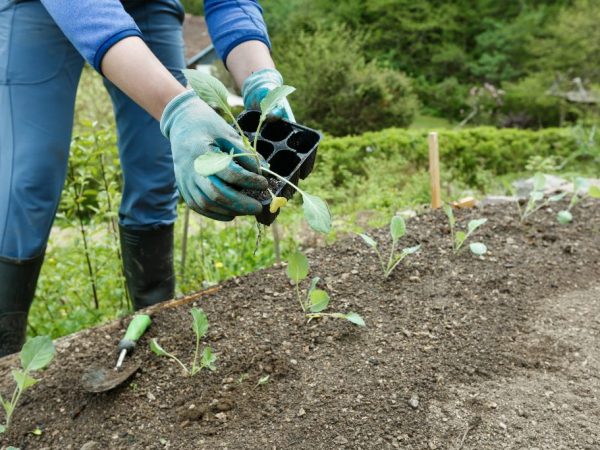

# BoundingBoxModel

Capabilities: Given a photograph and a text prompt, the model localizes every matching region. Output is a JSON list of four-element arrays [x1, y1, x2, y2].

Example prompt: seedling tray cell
[[236, 110, 322, 225]]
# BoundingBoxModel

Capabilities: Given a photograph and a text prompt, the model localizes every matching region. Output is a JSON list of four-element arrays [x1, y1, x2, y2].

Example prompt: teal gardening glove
[[161, 90, 268, 221], [242, 68, 295, 121]]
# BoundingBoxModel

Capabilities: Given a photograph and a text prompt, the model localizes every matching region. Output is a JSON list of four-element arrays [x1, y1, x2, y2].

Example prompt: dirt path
[[1, 200, 599, 449]]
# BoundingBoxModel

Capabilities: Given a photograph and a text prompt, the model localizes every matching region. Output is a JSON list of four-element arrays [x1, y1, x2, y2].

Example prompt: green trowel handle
[[118, 314, 152, 351]]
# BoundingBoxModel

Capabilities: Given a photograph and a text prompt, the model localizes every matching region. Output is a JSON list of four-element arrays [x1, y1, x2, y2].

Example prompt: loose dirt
[[1, 200, 599, 450]]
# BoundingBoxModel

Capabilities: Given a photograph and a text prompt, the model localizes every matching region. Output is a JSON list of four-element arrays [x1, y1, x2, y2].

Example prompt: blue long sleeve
[[39, 0, 142, 73], [204, 0, 271, 64]]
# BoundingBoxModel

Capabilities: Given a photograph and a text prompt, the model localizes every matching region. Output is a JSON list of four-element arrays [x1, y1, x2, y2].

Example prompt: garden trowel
[[81, 314, 151, 393]]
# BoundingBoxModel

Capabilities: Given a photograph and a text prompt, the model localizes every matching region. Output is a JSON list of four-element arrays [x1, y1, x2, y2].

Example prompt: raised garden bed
[[1, 200, 599, 449]]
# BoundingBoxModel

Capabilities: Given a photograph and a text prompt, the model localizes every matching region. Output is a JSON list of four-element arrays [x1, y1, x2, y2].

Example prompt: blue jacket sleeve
[[204, 0, 271, 64], [39, 0, 142, 73]]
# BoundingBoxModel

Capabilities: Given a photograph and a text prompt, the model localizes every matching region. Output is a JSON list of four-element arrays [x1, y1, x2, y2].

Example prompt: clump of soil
[[1, 200, 599, 449], [243, 176, 285, 202]]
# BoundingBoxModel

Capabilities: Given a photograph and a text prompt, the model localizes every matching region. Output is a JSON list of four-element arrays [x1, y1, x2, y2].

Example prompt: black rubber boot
[[0, 253, 45, 357], [119, 224, 175, 310]]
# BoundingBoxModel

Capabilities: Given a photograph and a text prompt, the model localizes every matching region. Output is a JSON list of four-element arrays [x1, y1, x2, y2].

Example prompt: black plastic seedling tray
[[236, 110, 322, 225]]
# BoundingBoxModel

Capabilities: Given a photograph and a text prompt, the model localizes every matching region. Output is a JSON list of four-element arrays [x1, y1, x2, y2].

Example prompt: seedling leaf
[[20, 336, 55, 372], [269, 196, 287, 213], [548, 192, 567, 202], [589, 186, 600, 198], [286, 252, 309, 283], [469, 242, 487, 255], [557, 210, 573, 224], [309, 289, 330, 313], [443, 204, 455, 228], [302, 193, 331, 234], [308, 276, 320, 295], [183, 69, 230, 113], [257, 375, 270, 386], [0, 425, 5, 434], [574, 177, 589, 193], [533, 173, 546, 191], [201, 347, 217, 371], [11, 370, 37, 391], [390, 215, 406, 243], [402, 244, 421, 255], [191, 308, 209, 339], [259, 85, 296, 121], [467, 218, 487, 234], [530, 191, 544, 202], [150, 339, 168, 357], [455, 231, 466, 247], [344, 312, 366, 327], [194, 152, 232, 177], [358, 233, 377, 248]]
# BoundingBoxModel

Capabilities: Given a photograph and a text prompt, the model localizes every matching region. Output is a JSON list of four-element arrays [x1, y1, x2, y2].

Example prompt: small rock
[[408, 395, 419, 409], [215, 400, 233, 412], [81, 442, 100, 450], [215, 412, 227, 421], [499, 422, 507, 431], [146, 392, 156, 401], [488, 402, 498, 409], [334, 436, 349, 445], [298, 407, 306, 417]]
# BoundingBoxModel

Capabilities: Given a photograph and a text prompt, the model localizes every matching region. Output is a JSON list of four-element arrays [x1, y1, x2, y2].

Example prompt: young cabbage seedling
[[358, 215, 421, 279], [557, 177, 598, 224], [286, 252, 365, 327], [0, 336, 55, 433], [182, 70, 332, 234], [516, 173, 566, 223], [150, 307, 216, 376], [443, 205, 488, 256]]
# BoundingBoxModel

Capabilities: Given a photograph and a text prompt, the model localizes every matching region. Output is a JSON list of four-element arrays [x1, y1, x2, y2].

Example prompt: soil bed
[[1, 200, 599, 449]]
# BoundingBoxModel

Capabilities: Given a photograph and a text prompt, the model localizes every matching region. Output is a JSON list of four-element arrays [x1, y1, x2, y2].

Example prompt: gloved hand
[[241, 68, 295, 122], [160, 90, 268, 221]]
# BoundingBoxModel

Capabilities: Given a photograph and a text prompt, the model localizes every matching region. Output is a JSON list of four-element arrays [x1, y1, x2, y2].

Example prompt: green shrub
[[272, 24, 418, 136]]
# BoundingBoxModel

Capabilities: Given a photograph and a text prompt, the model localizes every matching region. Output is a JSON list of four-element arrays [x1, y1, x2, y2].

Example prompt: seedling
[[358, 215, 421, 279], [517, 173, 566, 223], [286, 252, 365, 326], [443, 205, 488, 256], [0, 336, 55, 433], [182, 70, 332, 234], [150, 307, 216, 376], [557, 177, 599, 224]]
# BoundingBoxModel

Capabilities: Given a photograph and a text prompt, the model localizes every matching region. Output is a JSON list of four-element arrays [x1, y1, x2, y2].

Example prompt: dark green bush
[[272, 24, 418, 136]]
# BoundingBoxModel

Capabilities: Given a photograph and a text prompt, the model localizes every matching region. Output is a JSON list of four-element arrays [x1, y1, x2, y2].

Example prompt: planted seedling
[[517, 173, 566, 223], [557, 177, 597, 224], [286, 251, 365, 326], [443, 205, 488, 256], [182, 70, 331, 234], [0, 336, 55, 433], [358, 215, 421, 279], [150, 307, 216, 376]]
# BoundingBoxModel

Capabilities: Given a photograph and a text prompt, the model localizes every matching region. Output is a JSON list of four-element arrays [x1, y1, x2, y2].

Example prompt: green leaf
[[259, 86, 296, 121], [443, 204, 455, 228], [31, 427, 42, 436], [574, 177, 589, 193], [308, 276, 320, 295], [12, 370, 38, 391], [193, 152, 233, 177], [467, 218, 487, 234], [308, 289, 330, 313], [286, 251, 309, 283], [588, 186, 600, 198], [530, 191, 544, 202], [358, 233, 377, 248], [257, 375, 270, 386], [150, 339, 168, 357], [201, 347, 217, 371], [557, 210, 573, 224], [183, 70, 230, 114], [469, 242, 487, 255], [455, 231, 466, 247], [20, 336, 55, 372], [302, 193, 332, 234], [533, 173, 546, 191], [344, 312, 366, 327], [402, 244, 421, 255], [390, 215, 406, 243], [548, 192, 567, 202], [191, 308, 209, 339], [0, 424, 5, 434]]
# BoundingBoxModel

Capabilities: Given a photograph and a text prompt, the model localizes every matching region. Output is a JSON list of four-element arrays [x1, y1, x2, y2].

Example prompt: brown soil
[[1, 200, 600, 450]]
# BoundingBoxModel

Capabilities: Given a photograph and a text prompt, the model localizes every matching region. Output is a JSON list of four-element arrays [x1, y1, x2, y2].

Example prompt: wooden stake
[[428, 132, 442, 209]]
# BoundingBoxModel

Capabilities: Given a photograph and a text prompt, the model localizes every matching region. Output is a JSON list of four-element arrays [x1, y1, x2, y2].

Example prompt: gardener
[[0, 0, 294, 356]]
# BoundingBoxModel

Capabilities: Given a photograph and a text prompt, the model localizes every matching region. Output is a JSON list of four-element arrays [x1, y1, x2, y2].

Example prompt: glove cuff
[[160, 90, 198, 138], [241, 68, 284, 99]]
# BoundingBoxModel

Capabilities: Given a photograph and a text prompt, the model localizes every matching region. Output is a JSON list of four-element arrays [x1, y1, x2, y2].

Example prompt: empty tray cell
[[237, 111, 260, 133], [262, 121, 294, 141], [287, 130, 320, 154], [268, 150, 300, 177], [256, 140, 275, 159]]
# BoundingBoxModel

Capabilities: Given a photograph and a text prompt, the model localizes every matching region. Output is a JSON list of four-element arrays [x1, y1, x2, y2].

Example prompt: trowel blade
[[81, 363, 140, 393]]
